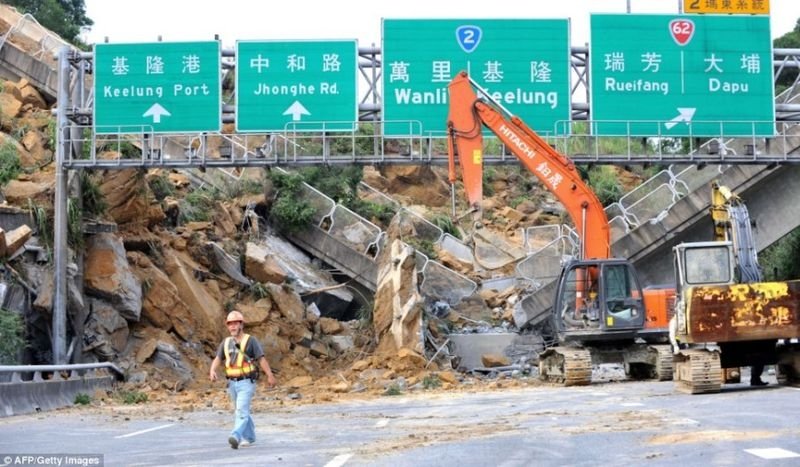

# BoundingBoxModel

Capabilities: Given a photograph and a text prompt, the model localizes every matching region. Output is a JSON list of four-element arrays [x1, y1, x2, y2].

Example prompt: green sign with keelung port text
[[589, 14, 774, 137], [94, 41, 221, 134], [382, 19, 571, 137]]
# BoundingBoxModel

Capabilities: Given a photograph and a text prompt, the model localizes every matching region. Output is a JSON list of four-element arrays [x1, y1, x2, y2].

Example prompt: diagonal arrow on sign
[[282, 101, 311, 121], [664, 107, 696, 130], [142, 103, 172, 124]]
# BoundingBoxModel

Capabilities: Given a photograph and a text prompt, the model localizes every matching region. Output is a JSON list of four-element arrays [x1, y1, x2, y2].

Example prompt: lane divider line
[[325, 453, 354, 467], [744, 448, 800, 459], [115, 423, 175, 439]]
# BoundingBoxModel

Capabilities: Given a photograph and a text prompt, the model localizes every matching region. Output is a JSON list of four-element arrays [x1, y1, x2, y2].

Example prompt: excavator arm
[[446, 71, 610, 260], [710, 181, 763, 282]]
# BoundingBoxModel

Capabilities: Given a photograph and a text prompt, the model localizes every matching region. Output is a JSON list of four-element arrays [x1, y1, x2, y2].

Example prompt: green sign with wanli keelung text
[[589, 14, 775, 137], [94, 41, 221, 134], [382, 19, 571, 137]]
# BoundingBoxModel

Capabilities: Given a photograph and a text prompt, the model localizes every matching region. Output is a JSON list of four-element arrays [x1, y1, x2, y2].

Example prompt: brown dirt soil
[[647, 430, 779, 445]]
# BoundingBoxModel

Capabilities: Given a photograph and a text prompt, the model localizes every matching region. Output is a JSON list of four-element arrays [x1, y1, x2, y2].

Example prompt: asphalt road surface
[[1, 376, 799, 466]]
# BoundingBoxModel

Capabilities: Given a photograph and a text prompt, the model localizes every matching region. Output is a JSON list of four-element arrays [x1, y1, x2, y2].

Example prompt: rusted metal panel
[[685, 281, 800, 343]]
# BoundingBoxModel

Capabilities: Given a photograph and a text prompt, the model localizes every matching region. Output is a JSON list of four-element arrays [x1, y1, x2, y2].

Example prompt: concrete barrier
[[0, 364, 123, 417]]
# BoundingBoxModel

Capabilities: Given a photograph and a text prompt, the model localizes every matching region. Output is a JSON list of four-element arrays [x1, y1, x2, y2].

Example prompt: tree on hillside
[[6, 0, 93, 46], [774, 18, 800, 94]]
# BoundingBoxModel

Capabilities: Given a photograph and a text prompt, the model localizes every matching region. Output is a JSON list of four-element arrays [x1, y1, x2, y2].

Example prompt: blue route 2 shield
[[456, 25, 482, 53]]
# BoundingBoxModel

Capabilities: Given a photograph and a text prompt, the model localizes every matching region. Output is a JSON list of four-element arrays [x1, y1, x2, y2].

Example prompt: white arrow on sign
[[664, 107, 696, 130], [143, 103, 172, 124], [283, 101, 310, 121]]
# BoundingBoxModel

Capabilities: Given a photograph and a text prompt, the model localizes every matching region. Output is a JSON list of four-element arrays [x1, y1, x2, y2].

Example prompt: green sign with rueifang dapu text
[[94, 41, 221, 134], [236, 40, 357, 132], [382, 19, 571, 137], [590, 14, 775, 137]]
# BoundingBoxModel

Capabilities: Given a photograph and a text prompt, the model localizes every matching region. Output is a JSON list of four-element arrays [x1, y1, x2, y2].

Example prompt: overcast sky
[[83, 0, 799, 47]]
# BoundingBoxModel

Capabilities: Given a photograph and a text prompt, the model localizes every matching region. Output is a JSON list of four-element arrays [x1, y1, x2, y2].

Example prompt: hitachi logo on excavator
[[498, 124, 535, 159]]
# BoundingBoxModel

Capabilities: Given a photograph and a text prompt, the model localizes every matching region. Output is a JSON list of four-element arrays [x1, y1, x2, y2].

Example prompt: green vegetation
[[218, 175, 264, 200], [0, 308, 25, 364], [431, 215, 461, 239], [147, 172, 175, 201], [29, 200, 51, 248], [117, 390, 148, 404], [7, 0, 93, 47], [80, 171, 107, 217], [46, 119, 56, 150], [350, 199, 396, 226], [0, 140, 21, 186], [509, 196, 527, 209], [422, 374, 442, 390], [329, 123, 379, 155], [270, 195, 315, 232], [405, 237, 436, 260], [760, 228, 800, 281], [300, 166, 362, 205], [178, 188, 217, 223], [73, 393, 91, 405], [266, 170, 318, 232], [586, 166, 623, 206], [355, 305, 373, 327], [97, 140, 139, 159], [482, 167, 496, 197], [382, 383, 403, 396], [248, 282, 271, 300], [774, 19, 800, 94], [66, 198, 82, 249]]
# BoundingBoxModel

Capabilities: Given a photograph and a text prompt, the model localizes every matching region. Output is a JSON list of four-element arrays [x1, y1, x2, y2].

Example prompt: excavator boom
[[447, 71, 610, 260]]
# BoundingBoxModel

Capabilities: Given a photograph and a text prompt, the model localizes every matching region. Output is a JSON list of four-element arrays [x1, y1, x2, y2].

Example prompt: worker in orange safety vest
[[209, 310, 276, 449]]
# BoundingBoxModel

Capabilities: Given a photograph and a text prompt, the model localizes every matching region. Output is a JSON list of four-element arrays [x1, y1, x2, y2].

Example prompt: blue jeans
[[227, 379, 256, 442]]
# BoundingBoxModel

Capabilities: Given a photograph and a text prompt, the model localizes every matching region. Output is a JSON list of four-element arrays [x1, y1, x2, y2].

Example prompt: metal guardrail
[[0, 363, 124, 417]]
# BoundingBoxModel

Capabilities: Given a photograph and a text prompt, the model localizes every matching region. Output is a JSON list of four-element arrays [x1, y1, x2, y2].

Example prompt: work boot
[[228, 435, 239, 449], [750, 379, 768, 386]]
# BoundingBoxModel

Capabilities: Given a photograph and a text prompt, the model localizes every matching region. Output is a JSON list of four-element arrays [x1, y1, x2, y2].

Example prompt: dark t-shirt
[[216, 334, 265, 362]]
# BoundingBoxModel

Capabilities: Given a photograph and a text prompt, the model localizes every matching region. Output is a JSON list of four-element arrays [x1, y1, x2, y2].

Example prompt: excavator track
[[539, 348, 592, 386], [651, 345, 674, 381], [674, 349, 722, 394]]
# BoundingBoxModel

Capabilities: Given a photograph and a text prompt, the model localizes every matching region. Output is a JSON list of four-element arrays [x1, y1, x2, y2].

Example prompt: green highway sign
[[94, 41, 221, 134], [236, 40, 357, 132], [382, 19, 571, 136], [590, 14, 774, 137]]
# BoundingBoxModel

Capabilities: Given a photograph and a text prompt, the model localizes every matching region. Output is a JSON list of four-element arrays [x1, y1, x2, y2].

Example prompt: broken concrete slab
[[207, 242, 252, 286], [448, 332, 545, 371], [255, 234, 354, 317]]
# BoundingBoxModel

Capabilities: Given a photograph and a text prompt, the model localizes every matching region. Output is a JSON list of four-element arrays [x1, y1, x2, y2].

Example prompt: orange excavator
[[447, 71, 674, 385]]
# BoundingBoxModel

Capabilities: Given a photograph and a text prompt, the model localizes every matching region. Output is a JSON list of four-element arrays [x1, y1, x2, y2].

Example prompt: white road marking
[[325, 453, 354, 467], [114, 423, 175, 439], [620, 402, 644, 407], [670, 418, 699, 426], [745, 448, 800, 459], [374, 419, 389, 428]]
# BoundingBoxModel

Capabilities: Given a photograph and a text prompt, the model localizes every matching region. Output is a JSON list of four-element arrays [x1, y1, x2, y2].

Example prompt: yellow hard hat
[[226, 310, 244, 323]]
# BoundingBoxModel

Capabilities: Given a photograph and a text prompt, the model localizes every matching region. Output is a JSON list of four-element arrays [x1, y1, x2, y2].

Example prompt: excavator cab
[[554, 258, 646, 339], [674, 241, 735, 291]]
